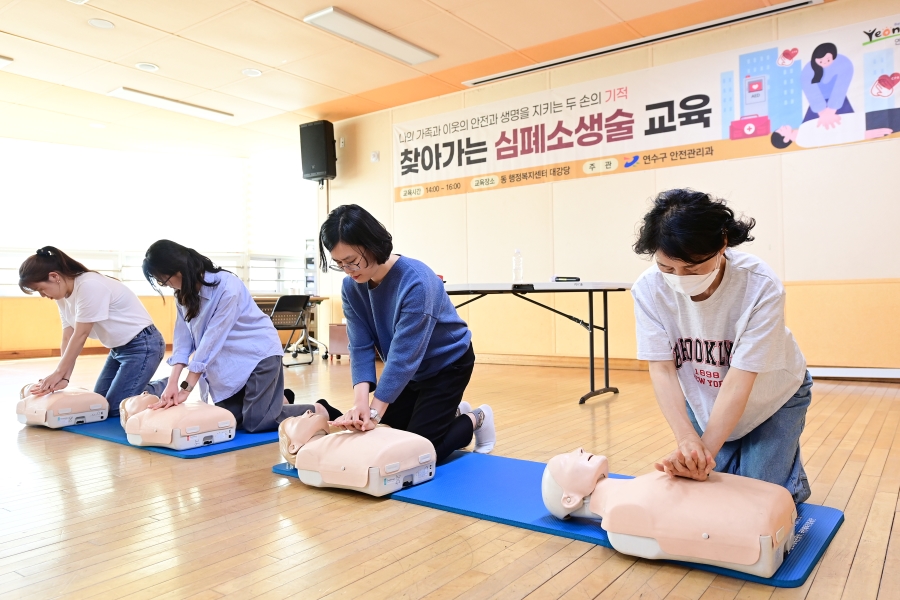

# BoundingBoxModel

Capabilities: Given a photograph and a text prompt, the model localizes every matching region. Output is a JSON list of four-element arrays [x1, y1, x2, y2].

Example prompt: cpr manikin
[[17, 384, 108, 428], [120, 392, 237, 450], [278, 411, 436, 497], [542, 448, 797, 578]]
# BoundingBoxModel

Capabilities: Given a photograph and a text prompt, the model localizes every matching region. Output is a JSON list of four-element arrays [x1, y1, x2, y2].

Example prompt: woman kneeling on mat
[[319, 204, 495, 462], [141, 240, 329, 432], [631, 189, 811, 503], [18, 247, 166, 417]]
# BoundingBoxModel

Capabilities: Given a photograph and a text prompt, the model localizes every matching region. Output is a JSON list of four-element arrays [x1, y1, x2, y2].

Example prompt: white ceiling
[[0, 0, 793, 156]]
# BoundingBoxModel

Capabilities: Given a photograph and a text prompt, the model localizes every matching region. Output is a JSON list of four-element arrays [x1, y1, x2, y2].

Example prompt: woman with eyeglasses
[[17, 246, 165, 418], [631, 189, 810, 503], [141, 240, 332, 432], [319, 204, 496, 462]]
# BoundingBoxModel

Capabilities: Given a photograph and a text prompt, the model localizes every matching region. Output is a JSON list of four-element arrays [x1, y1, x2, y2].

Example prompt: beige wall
[[318, 0, 900, 368], [0, 296, 177, 356]]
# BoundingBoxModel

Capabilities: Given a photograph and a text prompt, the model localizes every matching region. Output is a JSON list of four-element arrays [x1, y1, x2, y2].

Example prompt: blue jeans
[[93, 325, 166, 418], [688, 370, 813, 504]]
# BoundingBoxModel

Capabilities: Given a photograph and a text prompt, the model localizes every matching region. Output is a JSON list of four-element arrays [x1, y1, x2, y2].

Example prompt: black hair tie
[[36, 248, 51, 257]]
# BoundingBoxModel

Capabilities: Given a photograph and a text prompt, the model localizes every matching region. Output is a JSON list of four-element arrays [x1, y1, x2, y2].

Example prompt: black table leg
[[579, 290, 619, 404]]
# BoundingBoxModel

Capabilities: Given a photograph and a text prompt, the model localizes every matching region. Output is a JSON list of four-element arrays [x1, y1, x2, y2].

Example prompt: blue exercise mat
[[272, 451, 843, 588], [64, 418, 278, 458]]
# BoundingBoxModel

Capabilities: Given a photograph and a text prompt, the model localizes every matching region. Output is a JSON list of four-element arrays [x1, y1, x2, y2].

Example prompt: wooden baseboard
[[0, 344, 173, 361], [474, 353, 648, 371]]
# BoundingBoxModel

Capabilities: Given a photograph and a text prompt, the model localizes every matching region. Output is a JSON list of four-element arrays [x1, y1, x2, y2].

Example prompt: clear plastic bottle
[[512, 249, 524, 283]]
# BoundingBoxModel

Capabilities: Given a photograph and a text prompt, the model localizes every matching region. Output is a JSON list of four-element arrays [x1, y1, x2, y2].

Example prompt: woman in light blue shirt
[[141, 240, 329, 432]]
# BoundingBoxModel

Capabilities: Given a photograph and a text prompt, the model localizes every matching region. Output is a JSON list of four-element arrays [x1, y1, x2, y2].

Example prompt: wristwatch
[[369, 408, 381, 424], [180, 380, 195, 393]]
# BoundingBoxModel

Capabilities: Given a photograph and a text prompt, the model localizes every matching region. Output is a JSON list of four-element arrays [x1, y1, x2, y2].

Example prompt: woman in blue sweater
[[319, 204, 495, 461]]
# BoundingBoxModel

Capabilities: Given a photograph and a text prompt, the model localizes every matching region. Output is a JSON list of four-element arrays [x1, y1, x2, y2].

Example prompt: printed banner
[[393, 15, 900, 202]]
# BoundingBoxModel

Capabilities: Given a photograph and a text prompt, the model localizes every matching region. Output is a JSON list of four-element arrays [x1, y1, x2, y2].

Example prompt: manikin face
[[814, 53, 834, 68], [548, 448, 610, 508], [281, 410, 329, 456], [328, 241, 381, 285], [29, 272, 68, 300]]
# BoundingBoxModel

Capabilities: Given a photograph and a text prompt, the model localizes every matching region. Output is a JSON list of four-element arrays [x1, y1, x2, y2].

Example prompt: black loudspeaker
[[299, 120, 337, 182]]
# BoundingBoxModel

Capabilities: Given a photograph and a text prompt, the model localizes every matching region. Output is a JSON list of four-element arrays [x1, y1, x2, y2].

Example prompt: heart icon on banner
[[776, 48, 799, 67], [871, 73, 900, 97]]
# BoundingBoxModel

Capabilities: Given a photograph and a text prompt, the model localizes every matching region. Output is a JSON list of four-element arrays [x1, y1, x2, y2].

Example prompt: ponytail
[[18, 247, 93, 294]]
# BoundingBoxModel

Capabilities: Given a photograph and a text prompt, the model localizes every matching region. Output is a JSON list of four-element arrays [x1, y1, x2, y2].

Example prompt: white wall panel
[[466, 185, 555, 284], [552, 170, 656, 283], [782, 138, 900, 281], [394, 195, 468, 284], [654, 155, 786, 279]]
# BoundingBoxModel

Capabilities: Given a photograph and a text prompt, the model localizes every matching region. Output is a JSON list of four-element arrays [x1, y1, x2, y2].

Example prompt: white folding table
[[444, 281, 632, 404]]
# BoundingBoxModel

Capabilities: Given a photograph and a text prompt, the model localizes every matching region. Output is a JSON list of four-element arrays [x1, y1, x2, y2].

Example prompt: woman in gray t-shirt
[[631, 189, 811, 504]]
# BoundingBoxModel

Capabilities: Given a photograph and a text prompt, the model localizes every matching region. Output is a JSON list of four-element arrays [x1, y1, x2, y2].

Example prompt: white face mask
[[660, 253, 722, 297]]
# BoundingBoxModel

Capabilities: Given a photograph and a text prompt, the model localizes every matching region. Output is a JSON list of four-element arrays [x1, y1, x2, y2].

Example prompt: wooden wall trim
[[474, 353, 649, 371], [0, 344, 173, 361]]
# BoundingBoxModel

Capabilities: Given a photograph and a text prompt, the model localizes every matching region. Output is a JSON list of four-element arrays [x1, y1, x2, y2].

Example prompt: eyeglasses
[[155, 274, 173, 287], [328, 257, 363, 273]]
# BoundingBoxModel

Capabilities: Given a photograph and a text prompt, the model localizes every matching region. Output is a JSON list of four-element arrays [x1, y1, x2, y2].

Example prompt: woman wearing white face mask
[[630, 189, 811, 504]]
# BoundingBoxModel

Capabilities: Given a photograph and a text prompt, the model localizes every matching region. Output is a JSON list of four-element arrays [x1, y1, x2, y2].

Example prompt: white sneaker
[[473, 404, 495, 454], [456, 401, 472, 417]]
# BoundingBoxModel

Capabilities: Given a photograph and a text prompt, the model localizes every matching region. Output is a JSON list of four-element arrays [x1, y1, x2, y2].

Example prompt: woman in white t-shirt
[[631, 190, 811, 503], [18, 247, 166, 418]]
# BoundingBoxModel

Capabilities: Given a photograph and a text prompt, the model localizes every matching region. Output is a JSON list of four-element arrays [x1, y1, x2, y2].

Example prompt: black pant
[[381, 344, 476, 462], [215, 355, 308, 433]]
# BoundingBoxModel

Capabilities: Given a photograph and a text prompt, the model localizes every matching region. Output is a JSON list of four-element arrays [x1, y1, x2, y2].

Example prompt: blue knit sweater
[[341, 256, 472, 403]]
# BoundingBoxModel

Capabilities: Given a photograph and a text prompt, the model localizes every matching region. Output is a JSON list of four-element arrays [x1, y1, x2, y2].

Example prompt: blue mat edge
[[64, 420, 278, 458], [271, 460, 844, 587], [273, 462, 613, 546]]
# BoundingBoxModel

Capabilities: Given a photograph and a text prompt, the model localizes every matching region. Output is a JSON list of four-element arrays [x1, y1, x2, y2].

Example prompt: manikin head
[[278, 411, 330, 466], [119, 392, 159, 426], [542, 448, 609, 519]]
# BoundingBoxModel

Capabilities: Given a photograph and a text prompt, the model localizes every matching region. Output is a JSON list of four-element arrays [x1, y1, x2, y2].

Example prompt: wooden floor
[[1, 355, 899, 600]]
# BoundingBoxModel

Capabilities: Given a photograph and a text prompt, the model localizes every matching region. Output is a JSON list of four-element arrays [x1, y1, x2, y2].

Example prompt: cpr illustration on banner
[[393, 15, 900, 202]]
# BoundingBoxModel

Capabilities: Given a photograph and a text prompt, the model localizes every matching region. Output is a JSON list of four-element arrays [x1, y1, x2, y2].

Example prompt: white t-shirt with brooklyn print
[[632, 249, 807, 441]]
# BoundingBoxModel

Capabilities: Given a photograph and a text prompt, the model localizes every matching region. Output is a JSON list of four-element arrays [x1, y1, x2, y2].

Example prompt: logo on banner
[[863, 23, 900, 45]]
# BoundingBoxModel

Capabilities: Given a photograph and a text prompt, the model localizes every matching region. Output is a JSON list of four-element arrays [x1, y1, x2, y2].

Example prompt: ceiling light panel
[[107, 87, 233, 121], [303, 7, 436, 65], [0, 56, 13, 70], [181, 4, 343, 67]]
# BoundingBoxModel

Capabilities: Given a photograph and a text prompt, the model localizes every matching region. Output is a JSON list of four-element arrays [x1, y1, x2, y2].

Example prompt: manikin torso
[[278, 411, 436, 497], [543, 449, 797, 577], [17, 384, 108, 428], [120, 392, 237, 449]]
